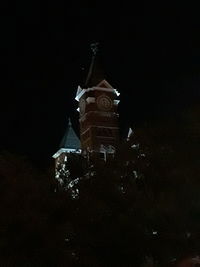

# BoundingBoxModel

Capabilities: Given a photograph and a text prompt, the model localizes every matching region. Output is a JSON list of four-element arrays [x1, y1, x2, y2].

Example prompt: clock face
[[79, 98, 86, 115], [97, 95, 112, 111]]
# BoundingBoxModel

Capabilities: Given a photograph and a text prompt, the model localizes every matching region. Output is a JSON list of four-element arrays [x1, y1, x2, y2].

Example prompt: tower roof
[[59, 118, 81, 150], [84, 42, 105, 88], [75, 42, 120, 101]]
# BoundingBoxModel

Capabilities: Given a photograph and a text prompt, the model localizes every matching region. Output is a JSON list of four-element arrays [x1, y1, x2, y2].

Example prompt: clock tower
[[76, 43, 120, 158]]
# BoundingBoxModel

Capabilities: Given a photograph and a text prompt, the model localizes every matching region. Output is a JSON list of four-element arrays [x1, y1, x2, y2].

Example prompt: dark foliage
[[0, 105, 199, 266]]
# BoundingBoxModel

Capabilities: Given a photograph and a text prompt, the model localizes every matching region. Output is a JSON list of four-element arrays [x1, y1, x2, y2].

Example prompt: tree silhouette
[[0, 104, 199, 266]]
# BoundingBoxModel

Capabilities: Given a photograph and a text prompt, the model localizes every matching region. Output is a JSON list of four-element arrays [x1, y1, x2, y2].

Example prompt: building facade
[[53, 44, 120, 184], [76, 78, 120, 160]]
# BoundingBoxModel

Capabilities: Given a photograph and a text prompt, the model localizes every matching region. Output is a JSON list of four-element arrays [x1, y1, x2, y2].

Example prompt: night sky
[[1, 3, 200, 165]]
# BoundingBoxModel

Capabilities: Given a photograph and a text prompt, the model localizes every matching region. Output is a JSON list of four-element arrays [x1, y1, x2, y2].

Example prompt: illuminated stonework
[[76, 79, 120, 154], [53, 44, 120, 190]]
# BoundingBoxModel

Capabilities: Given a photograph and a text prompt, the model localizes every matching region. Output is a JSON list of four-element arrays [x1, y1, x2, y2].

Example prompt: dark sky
[[0, 2, 200, 164]]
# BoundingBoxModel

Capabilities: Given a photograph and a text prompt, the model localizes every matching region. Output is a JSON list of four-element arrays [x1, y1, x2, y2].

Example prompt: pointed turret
[[52, 118, 81, 159], [59, 118, 81, 150]]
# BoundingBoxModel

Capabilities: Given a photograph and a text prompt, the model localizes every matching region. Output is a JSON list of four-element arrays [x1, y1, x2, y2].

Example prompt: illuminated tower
[[76, 43, 120, 159], [53, 42, 120, 177]]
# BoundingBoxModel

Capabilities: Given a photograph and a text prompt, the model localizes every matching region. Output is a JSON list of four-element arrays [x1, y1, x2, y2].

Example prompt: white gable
[[96, 79, 114, 89]]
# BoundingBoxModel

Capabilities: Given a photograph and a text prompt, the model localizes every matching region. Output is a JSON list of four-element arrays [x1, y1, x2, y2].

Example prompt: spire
[[68, 117, 72, 127], [59, 118, 81, 150], [85, 42, 105, 88]]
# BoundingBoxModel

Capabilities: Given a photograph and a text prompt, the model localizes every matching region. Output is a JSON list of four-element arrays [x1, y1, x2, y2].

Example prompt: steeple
[[53, 42, 121, 184], [75, 44, 120, 154], [84, 42, 105, 88], [59, 118, 81, 151]]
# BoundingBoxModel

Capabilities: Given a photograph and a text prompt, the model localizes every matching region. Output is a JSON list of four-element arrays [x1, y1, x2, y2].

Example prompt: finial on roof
[[90, 42, 99, 56]]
